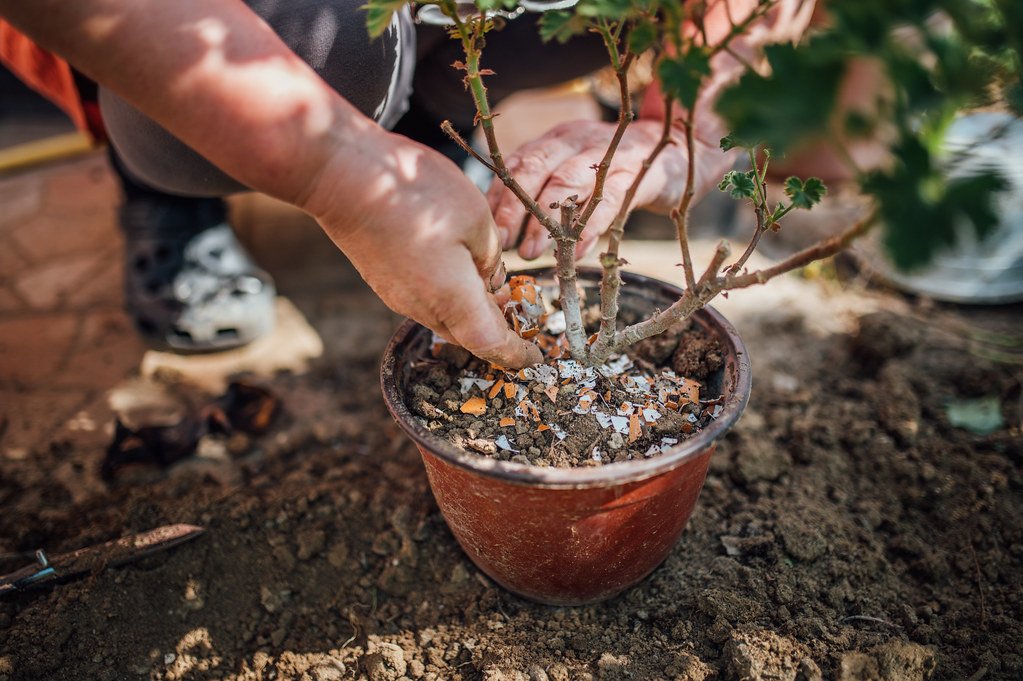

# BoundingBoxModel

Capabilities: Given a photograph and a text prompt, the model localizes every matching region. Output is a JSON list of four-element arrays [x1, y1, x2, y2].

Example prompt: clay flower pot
[[380, 268, 751, 605]]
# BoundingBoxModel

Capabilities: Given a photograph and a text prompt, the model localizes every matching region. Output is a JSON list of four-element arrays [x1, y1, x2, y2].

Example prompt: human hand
[[488, 117, 737, 260], [307, 130, 543, 369]]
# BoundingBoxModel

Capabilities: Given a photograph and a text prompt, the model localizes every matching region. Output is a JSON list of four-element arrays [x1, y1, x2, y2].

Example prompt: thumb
[[444, 282, 544, 369]]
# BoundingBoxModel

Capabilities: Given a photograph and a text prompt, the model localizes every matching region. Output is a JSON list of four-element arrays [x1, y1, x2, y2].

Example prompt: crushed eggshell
[[459, 377, 494, 395], [460, 397, 487, 415], [628, 413, 641, 443], [495, 435, 518, 452], [680, 379, 700, 405], [544, 310, 567, 335], [642, 408, 661, 423], [488, 379, 505, 399], [499, 417, 515, 427]]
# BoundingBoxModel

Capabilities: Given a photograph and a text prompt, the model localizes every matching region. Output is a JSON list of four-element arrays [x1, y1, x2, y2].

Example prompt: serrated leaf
[[715, 41, 844, 153], [784, 176, 827, 209], [657, 48, 711, 110], [718, 170, 757, 199], [628, 20, 658, 54], [539, 10, 586, 43]]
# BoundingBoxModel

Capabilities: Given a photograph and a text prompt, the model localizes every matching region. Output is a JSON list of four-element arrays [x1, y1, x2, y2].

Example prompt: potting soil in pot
[[406, 276, 726, 467]]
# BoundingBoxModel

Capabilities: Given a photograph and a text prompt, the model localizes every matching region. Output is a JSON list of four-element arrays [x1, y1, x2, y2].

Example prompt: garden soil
[[1, 294, 1021, 681]]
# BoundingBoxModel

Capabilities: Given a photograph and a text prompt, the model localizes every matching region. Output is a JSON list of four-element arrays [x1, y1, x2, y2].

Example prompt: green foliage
[[658, 48, 711, 110], [718, 170, 757, 200], [715, 41, 846, 153], [783, 177, 827, 210], [865, 136, 1008, 270], [538, 10, 586, 43]]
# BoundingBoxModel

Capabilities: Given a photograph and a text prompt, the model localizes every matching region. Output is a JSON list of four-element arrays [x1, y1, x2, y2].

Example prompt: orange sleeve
[[0, 18, 89, 134]]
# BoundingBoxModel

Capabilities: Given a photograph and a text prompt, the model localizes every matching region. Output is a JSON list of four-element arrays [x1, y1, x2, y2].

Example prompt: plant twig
[[671, 108, 699, 292], [723, 209, 877, 290], [609, 241, 731, 353], [590, 95, 678, 363], [447, 9, 561, 238], [440, 120, 498, 174], [575, 30, 636, 234]]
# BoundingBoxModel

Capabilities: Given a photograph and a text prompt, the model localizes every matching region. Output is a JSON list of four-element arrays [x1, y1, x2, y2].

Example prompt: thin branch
[[448, 9, 562, 238], [722, 44, 756, 72], [671, 107, 699, 292], [728, 204, 766, 275], [440, 120, 498, 174], [575, 43, 637, 234], [590, 95, 678, 363], [728, 149, 769, 275], [723, 209, 878, 290], [608, 241, 731, 353]]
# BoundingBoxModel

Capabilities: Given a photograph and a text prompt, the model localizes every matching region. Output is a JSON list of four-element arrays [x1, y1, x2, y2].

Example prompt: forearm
[[0, 0, 382, 209]]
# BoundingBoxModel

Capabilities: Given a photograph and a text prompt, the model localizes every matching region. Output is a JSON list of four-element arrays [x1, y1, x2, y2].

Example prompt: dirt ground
[[2, 258, 1021, 681]]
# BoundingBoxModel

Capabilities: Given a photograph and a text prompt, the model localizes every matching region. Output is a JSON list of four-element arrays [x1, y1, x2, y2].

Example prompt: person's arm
[[0, 0, 541, 368], [489, 0, 815, 260]]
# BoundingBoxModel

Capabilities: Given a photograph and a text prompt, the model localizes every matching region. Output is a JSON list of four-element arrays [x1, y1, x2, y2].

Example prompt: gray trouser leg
[[100, 0, 415, 196]]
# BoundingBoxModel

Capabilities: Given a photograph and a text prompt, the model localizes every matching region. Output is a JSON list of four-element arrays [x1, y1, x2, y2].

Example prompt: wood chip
[[460, 397, 487, 416], [499, 417, 515, 427]]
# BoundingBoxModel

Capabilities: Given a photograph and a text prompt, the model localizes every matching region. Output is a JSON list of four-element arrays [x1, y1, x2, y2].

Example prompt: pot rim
[[380, 267, 752, 489]]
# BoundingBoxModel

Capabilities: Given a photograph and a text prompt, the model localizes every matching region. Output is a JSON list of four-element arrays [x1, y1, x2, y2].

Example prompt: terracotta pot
[[380, 268, 751, 605]]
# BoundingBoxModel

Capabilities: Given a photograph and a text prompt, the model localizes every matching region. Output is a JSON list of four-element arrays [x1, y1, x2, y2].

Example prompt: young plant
[[366, 0, 1020, 367]]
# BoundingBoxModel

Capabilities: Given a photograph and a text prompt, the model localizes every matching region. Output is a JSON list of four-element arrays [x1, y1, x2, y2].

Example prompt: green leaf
[[628, 20, 658, 54], [363, 0, 407, 38], [945, 396, 1004, 435], [657, 48, 711, 110], [867, 132, 1008, 271], [715, 41, 845, 153], [784, 176, 827, 209], [539, 10, 586, 43], [718, 170, 757, 200]]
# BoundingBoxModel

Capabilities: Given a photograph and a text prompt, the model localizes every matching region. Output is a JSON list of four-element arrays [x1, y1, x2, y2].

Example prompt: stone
[[363, 643, 407, 681]]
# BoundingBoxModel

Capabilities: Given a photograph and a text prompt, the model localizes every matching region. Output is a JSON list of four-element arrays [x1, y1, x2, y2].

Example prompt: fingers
[[518, 155, 598, 259], [488, 125, 591, 250], [437, 268, 543, 369]]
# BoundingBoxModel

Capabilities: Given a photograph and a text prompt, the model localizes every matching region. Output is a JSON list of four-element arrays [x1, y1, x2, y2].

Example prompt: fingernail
[[525, 236, 546, 260]]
